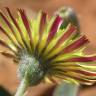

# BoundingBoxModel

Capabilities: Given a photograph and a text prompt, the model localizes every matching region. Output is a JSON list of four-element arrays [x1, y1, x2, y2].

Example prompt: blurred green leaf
[[53, 82, 79, 96]]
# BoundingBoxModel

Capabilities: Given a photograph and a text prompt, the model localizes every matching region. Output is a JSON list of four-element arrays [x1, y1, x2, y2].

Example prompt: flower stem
[[15, 76, 29, 96]]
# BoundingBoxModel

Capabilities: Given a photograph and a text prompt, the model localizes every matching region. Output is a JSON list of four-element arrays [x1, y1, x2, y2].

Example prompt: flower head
[[0, 8, 96, 85]]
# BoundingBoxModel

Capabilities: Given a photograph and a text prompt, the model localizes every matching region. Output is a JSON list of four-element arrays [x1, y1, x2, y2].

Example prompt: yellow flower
[[0, 8, 96, 86]]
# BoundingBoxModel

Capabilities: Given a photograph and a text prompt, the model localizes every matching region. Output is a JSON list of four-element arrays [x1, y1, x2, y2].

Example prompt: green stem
[[15, 77, 29, 96]]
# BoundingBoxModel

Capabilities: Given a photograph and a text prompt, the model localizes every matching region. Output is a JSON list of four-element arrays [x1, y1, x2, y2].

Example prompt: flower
[[0, 8, 96, 85]]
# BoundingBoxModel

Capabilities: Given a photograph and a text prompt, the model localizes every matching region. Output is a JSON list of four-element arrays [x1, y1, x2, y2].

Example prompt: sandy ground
[[0, 0, 96, 96]]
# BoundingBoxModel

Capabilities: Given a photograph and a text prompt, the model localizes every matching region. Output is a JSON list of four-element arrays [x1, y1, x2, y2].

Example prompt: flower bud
[[55, 6, 80, 38]]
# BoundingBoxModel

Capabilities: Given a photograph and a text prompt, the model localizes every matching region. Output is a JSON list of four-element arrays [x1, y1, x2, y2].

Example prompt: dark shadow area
[[0, 86, 12, 96]]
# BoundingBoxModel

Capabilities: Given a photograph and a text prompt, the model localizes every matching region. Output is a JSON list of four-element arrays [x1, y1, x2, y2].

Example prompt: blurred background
[[0, 0, 96, 96]]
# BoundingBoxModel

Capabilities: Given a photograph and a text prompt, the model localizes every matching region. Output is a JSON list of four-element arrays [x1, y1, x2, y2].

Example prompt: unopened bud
[[55, 6, 80, 39]]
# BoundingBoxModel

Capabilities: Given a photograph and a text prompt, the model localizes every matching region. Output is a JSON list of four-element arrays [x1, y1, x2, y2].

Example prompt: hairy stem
[[15, 76, 29, 96]]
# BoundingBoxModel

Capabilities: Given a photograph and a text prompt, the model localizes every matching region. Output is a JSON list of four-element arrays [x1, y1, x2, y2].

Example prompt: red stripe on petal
[[65, 56, 96, 62], [36, 12, 47, 53], [6, 8, 24, 44], [0, 39, 16, 53], [18, 9, 32, 44], [0, 51, 15, 58], [45, 36, 89, 63], [55, 70, 94, 84], [55, 75, 92, 84], [39, 12, 47, 37], [75, 70, 96, 76], [0, 26, 20, 49], [0, 10, 23, 48], [62, 36, 89, 54], [0, 12, 16, 36], [55, 24, 76, 48], [6, 7, 20, 31], [0, 26, 11, 38], [47, 16, 63, 44]]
